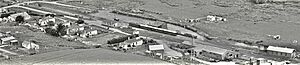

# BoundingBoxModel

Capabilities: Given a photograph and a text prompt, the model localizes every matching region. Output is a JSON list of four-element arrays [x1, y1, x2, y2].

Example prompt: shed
[[266, 46, 296, 58], [149, 45, 164, 51]]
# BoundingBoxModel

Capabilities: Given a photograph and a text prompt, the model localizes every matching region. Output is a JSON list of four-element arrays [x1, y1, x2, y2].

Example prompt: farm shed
[[148, 44, 164, 53], [188, 44, 239, 60], [259, 45, 296, 58], [149, 45, 164, 51]]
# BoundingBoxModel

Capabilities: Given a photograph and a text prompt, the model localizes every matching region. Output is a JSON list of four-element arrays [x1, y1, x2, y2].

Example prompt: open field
[[0, 48, 174, 65], [78, 0, 300, 50]]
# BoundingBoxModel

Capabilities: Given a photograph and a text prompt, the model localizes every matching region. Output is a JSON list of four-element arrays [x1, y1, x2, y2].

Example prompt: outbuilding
[[266, 46, 296, 58], [188, 44, 239, 60], [0, 36, 16, 45], [21, 41, 39, 50], [258, 42, 297, 58]]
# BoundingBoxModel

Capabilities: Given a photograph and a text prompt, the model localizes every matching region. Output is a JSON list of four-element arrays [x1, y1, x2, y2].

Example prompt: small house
[[21, 41, 39, 50], [66, 25, 86, 35], [119, 38, 143, 50], [148, 44, 165, 57], [9, 12, 31, 21], [0, 36, 16, 45], [38, 17, 56, 26], [149, 45, 164, 51], [9, 40, 19, 46], [79, 29, 98, 38], [113, 22, 129, 28]]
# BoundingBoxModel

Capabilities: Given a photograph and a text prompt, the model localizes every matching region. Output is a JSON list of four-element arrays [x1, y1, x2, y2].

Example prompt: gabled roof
[[192, 44, 229, 55], [267, 46, 295, 53], [10, 40, 18, 42], [120, 39, 143, 45], [149, 45, 164, 51]]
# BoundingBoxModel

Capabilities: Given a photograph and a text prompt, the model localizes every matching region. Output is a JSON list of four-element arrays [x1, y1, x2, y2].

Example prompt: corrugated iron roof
[[267, 46, 295, 53], [192, 44, 229, 55], [149, 45, 164, 51]]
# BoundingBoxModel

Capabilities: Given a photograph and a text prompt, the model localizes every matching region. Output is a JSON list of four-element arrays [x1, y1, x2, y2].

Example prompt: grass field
[[38, 0, 300, 50], [135, 0, 300, 48], [0, 48, 174, 65]]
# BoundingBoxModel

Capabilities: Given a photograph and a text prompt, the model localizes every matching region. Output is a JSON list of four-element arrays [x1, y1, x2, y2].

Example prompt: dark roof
[[0, 13, 12, 18]]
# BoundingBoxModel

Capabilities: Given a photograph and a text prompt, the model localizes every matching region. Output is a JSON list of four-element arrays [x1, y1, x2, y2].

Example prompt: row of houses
[[24, 14, 101, 38], [185, 43, 297, 62]]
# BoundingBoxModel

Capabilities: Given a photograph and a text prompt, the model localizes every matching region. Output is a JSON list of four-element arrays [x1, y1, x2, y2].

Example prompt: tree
[[57, 23, 68, 36], [45, 14, 55, 18], [48, 21, 55, 26], [45, 28, 59, 36], [76, 19, 85, 24], [15, 16, 24, 23]]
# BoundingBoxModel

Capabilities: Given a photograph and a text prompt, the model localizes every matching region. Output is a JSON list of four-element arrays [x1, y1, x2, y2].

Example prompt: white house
[[119, 38, 143, 50], [66, 25, 86, 35], [0, 36, 16, 45], [9, 12, 31, 21], [79, 29, 98, 38], [38, 17, 56, 26], [21, 41, 39, 50]]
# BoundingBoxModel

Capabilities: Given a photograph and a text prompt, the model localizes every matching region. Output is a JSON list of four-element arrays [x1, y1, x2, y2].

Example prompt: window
[[229, 54, 233, 56], [284, 53, 288, 56], [127, 45, 131, 47]]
